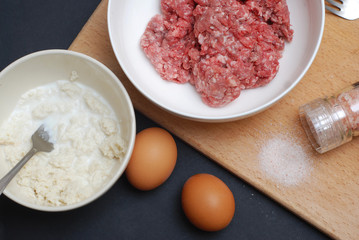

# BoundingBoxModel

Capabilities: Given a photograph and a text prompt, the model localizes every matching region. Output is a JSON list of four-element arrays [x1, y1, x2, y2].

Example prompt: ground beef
[[141, 0, 293, 107], [140, 0, 196, 84]]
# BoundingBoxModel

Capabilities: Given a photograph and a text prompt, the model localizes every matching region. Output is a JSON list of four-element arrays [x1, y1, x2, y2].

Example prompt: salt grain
[[258, 136, 312, 186]]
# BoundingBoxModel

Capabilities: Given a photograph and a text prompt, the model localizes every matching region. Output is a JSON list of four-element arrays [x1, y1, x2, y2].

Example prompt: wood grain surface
[[69, 1, 359, 239]]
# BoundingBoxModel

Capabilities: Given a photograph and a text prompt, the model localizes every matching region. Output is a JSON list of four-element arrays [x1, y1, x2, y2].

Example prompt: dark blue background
[[0, 1, 331, 239]]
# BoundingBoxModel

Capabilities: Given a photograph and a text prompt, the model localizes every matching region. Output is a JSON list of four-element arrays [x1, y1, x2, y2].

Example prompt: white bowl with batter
[[0, 50, 136, 211]]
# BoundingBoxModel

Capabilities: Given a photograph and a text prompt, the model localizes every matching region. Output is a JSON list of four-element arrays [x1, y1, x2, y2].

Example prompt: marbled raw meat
[[141, 0, 293, 107]]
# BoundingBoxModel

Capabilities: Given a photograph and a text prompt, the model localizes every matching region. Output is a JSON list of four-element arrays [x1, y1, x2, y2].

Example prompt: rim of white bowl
[[0, 49, 136, 212], [107, 0, 326, 122]]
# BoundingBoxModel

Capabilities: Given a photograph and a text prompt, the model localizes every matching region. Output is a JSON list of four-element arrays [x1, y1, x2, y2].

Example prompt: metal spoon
[[0, 124, 54, 195]]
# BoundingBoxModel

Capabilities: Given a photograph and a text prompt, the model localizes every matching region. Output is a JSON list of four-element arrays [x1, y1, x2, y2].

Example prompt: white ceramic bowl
[[0, 50, 136, 211], [108, 0, 325, 122]]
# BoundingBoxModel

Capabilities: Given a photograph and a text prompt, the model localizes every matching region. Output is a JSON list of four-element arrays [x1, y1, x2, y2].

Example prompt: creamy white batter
[[0, 80, 126, 206]]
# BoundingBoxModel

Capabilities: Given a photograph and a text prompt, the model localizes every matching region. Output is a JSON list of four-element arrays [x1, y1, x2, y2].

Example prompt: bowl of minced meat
[[0, 50, 136, 211], [108, 0, 325, 122]]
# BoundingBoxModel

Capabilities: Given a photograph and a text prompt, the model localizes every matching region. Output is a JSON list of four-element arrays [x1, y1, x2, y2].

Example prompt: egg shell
[[125, 127, 177, 191], [181, 173, 235, 231]]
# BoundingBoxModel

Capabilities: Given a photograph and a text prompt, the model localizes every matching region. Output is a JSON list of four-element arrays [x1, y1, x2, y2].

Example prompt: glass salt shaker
[[299, 82, 359, 153]]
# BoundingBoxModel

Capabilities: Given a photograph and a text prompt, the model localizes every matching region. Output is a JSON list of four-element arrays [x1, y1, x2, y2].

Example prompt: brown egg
[[181, 173, 235, 231], [125, 127, 177, 191]]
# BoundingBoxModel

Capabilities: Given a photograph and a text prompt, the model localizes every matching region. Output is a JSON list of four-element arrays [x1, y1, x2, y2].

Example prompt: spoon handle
[[0, 147, 38, 195]]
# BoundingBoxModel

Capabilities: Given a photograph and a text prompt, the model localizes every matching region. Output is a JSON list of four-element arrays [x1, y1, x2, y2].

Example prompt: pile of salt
[[258, 136, 312, 187]]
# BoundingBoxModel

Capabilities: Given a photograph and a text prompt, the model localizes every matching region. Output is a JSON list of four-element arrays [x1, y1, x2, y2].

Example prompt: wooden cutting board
[[69, 1, 359, 239]]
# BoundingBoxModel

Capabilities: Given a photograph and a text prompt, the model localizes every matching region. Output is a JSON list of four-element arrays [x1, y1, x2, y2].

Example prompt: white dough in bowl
[[0, 80, 127, 207]]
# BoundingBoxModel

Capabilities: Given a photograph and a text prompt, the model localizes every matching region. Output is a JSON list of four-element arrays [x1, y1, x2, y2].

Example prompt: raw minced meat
[[140, 14, 195, 84], [141, 0, 293, 107]]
